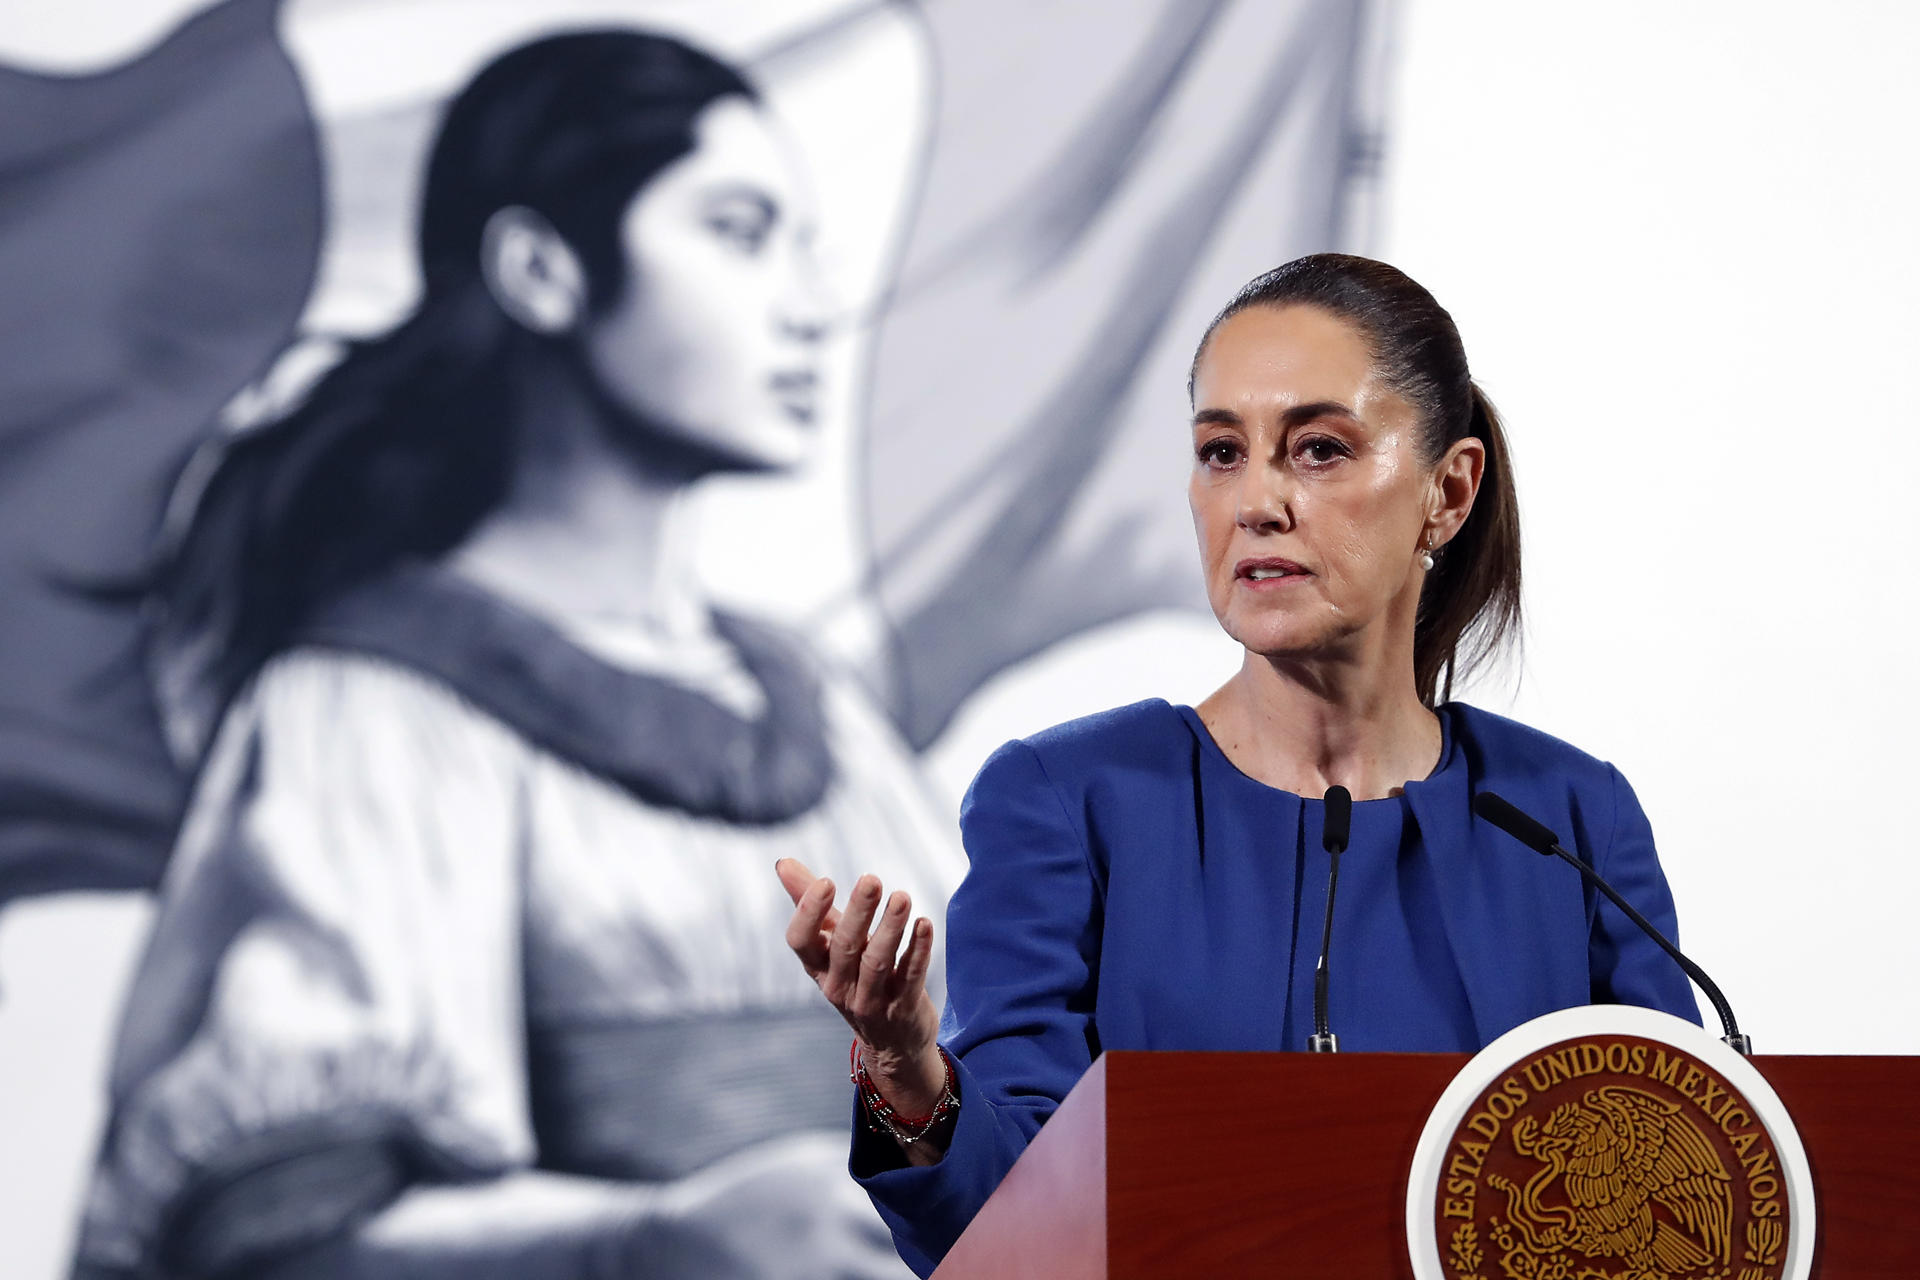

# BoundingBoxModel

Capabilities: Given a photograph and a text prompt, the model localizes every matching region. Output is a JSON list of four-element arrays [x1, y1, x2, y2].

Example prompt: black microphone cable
[[1472, 790, 1751, 1054]]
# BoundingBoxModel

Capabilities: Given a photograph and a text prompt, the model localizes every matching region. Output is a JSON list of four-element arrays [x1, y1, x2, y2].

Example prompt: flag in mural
[[0, 1, 1388, 1276], [0, 0, 322, 904], [862, 0, 1387, 747]]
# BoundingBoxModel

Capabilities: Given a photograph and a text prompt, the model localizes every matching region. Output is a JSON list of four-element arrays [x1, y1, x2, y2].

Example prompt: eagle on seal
[[1487, 1085, 1734, 1277]]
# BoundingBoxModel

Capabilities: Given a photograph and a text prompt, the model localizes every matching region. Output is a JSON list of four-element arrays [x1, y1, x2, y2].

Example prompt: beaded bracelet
[[850, 1039, 959, 1146]]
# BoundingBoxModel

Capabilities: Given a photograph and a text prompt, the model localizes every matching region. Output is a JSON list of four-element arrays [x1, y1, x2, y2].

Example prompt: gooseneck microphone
[[1471, 791, 1752, 1054], [1307, 785, 1353, 1053]]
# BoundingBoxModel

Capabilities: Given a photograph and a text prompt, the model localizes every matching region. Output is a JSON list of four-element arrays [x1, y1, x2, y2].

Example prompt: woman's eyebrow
[[1191, 401, 1359, 429], [1281, 400, 1360, 427], [701, 184, 779, 221]]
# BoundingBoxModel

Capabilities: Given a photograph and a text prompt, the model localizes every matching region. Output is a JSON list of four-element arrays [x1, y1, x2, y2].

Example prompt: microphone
[[1471, 791, 1751, 1054], [1307, 785, 1353, 1053]]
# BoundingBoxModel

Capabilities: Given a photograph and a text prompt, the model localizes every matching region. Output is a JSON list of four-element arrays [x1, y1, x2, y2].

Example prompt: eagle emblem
[[1485, 1086, 1734, 1280]]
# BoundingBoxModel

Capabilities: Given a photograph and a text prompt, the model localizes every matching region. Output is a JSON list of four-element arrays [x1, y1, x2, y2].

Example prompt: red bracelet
[[850, 1039, 959, 1145]]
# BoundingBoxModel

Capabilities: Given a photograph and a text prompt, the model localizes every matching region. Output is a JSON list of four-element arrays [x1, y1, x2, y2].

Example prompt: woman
[[780, 254, 1700, 1276], [76, 31, 954, 1280]]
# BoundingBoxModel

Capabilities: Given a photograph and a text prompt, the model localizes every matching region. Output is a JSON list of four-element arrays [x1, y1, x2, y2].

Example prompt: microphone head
[[1322, 784, 1352, 855], [1472, 791, 1562, 855]]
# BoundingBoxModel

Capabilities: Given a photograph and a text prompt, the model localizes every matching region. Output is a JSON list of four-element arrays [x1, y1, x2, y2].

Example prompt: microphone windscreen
[[1472, 791, 1562, 855], [1322, 784, 1352, 854]]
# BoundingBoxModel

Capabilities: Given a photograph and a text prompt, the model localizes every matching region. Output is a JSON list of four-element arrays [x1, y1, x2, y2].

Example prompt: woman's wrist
[[851, 1039, 957, 1153], [856, 1039, 947, 1118]]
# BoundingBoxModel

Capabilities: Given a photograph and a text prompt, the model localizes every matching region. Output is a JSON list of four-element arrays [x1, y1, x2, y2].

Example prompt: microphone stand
[[1307, 785, 1352, 1053]]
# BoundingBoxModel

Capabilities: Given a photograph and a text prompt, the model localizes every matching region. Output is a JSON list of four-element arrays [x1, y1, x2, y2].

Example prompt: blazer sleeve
[[853, 738, 1103, 1276], [1590, 763, 1702, 1024]]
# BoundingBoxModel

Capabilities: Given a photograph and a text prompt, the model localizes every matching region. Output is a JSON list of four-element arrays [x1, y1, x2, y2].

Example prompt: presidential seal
[[1407, 1006, 1814, 1280]]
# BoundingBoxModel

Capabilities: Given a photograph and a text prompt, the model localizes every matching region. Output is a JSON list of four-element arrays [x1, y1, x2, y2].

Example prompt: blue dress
[[854, 699, 1700, 1275]]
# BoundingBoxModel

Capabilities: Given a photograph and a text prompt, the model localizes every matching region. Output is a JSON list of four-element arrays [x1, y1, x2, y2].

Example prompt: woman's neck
[[1196, 642, 1442, 802], [444, 353, 710, 643]]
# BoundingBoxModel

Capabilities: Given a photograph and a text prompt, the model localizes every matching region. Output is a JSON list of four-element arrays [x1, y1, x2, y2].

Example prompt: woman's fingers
[[783, 874, 837, 976], [822, 874, 882, 1006], [893, 917, 935, 1010], [776, 857, 841, 930], [774, 857, 817, 906], [786, 869, 937, 1045], [851, 890, 912, 1017]]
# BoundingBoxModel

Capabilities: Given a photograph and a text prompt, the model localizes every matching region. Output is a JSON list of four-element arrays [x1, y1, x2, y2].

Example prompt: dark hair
[[1190, 253, 1522, 704], [151, 32, 755, 743]]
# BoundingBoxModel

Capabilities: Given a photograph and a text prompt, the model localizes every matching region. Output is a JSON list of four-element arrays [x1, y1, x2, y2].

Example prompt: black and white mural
[[0, 1, 1386, 1275]]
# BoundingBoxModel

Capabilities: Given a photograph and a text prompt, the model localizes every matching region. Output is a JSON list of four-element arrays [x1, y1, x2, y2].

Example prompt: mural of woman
[[73, 30, 953, 1280]]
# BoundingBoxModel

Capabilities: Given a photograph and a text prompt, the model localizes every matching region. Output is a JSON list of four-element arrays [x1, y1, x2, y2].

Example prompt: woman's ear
[[480, 206, 587, 334], [1431, 436, 1486, 548]]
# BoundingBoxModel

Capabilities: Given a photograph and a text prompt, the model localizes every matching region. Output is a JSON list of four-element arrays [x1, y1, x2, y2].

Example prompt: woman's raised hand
[[776, 858, 946, 1117]]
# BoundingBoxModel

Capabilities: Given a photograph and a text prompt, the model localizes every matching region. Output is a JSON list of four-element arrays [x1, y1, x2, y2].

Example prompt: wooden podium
[[932, 1051, 1920, 1278]]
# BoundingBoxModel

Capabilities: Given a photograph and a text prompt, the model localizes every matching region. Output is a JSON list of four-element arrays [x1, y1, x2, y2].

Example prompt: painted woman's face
[[579, 95, 827, 472], [1187, 304, 1438, 662]]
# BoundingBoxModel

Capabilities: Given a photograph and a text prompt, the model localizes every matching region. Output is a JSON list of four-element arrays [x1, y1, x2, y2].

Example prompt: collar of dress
[[292, 561, 835, 825]]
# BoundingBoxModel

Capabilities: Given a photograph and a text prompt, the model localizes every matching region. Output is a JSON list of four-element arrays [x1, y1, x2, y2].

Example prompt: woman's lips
[[769, 369, 818, 423], [1235, 557, 1311, 588]]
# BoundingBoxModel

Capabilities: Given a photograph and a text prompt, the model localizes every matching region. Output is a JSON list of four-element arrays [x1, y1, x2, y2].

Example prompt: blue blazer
[[856, 699, 1699, 1275]]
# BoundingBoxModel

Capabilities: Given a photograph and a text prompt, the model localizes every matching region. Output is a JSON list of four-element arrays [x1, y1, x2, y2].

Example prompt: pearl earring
[[1419, 534, 1436, 572]]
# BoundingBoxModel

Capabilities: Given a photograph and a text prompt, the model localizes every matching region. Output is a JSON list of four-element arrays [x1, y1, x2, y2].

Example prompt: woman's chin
[[718, 424, 812, 474], [1224, 617, 1338, 664], [703, 403, 817, 472]]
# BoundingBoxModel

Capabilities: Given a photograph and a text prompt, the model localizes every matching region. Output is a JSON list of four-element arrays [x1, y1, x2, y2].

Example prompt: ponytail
[[152, 280, 523, 748], [1414, 383, 1521, 704]]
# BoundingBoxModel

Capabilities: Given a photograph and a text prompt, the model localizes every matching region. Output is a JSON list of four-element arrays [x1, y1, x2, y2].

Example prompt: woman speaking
[[778, 253, 1699, 1276]]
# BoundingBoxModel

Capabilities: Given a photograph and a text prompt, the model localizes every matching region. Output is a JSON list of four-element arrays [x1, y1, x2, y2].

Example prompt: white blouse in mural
[[78, 622, 965, 1271]]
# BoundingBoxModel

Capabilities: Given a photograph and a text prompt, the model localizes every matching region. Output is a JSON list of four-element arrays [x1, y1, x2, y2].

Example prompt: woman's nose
[[779, 252, 838, 344], [779, 295, 830, 344], [1235, 469, 1292, 533]]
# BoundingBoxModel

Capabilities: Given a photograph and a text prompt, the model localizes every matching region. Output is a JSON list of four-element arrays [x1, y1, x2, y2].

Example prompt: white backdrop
[[936, 0, 1920, 1064], [4, 2, 1919, 1276]]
